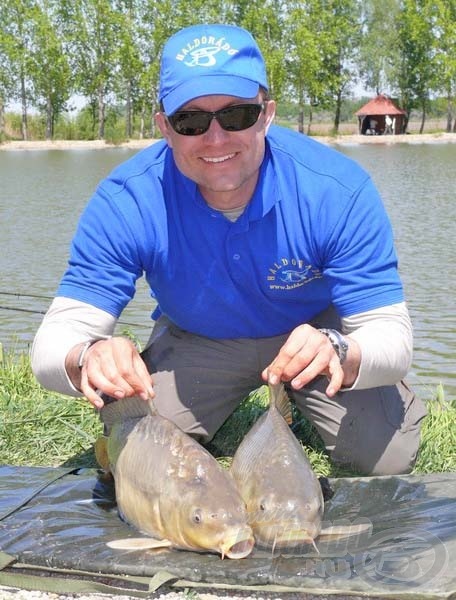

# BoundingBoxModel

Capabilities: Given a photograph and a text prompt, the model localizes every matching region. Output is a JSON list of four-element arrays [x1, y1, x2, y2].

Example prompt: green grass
[[0, 351, 102, 467], [0, 351, 455, 475], [413, 383, 456, 473]]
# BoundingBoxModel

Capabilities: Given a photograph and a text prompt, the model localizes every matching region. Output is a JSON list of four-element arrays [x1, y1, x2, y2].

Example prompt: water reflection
[[338, 143, 456, 398], [0, 142, 454, 398]]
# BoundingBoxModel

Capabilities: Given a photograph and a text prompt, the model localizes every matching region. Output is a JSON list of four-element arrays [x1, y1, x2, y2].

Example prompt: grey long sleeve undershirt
[[31, 297, 413, 397]]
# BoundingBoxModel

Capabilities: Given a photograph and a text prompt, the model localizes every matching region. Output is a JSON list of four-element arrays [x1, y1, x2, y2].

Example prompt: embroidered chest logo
[[176, 36, 239, 67], [267, 258, 322, 291]]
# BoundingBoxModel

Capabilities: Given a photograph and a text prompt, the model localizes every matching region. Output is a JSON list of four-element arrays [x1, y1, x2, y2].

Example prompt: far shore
[[1, 131, 456, 151]]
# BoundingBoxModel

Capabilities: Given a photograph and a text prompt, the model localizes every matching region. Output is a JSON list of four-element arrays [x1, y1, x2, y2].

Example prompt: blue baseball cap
[[159, 24, 268, 115]]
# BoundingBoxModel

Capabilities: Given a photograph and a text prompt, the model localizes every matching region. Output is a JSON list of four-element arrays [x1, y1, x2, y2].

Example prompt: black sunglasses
[[167, 103, 265, 136]]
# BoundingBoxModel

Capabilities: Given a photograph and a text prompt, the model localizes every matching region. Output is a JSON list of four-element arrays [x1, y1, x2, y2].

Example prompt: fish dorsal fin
[[269, 383, 293, 425], [101, 396, 155, 432], [106, 537, 173, 550]]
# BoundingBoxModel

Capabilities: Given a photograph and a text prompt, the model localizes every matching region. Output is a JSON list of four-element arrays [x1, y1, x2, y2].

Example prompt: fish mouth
[[220, 531, 255, 559]]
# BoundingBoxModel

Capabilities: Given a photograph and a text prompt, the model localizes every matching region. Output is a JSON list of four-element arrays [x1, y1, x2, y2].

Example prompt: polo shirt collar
[[246, 139, 279, 222]]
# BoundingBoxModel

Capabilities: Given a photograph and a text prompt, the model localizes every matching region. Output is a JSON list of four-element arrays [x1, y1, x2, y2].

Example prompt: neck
[[206, 197, 249, 212], [199, 176, 258, 211]]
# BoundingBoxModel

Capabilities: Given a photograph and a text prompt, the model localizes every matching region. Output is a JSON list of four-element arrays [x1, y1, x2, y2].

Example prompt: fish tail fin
[[94, 435, 110, 472], [269, 383, 293, 425], [101, 396, 155, 432]]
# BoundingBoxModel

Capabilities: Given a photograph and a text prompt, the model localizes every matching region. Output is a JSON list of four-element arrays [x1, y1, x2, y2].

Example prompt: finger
[[270, 328, 334, 384], [280, 344, 324, 382], [83, 340, 154, 402], [79, 368, 105, 409], [324, 356, 345, 397], [86, 349, 137, 399], [263, 326, 312, 383], [290, 353, 344, 395], [128, 353, 155, 400], [289, 350, 333, 389], [109, 343, 155, 400]]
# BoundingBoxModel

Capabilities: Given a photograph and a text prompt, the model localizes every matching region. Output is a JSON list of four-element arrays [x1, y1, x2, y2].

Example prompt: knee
[[330, 382, 427, 476], [332, 427, 422, 476], [367, 430, 421, 475]]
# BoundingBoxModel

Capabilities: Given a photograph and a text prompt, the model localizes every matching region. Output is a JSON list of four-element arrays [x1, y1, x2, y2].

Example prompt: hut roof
[[355, 94, 406, 116]]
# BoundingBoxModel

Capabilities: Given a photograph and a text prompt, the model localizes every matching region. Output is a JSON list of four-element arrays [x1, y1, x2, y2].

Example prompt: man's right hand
[[66, 337, 155, 409]]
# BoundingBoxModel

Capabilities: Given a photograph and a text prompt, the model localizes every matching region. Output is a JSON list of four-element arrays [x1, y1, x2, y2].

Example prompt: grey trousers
[[141, 315, 427, 476]]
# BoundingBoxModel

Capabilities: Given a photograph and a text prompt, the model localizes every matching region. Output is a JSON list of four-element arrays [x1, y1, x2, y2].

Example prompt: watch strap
[[77, 340, 96, 369]]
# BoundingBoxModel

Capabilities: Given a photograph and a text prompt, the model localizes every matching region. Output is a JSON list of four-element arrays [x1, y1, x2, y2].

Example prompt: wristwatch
[[319, 328, 349, 364], [77, 340, 97, 369]]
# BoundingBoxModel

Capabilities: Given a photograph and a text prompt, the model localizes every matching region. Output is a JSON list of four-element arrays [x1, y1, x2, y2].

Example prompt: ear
[[155, 112, 173, 148], [264, 100, 276, 134]]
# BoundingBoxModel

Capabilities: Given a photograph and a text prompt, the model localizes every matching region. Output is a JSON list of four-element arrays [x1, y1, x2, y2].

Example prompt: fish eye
[[259, 503, 266, 511], [192, 509, 203, 524]]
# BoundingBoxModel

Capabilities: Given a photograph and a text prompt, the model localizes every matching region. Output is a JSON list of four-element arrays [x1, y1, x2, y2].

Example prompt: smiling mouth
[[201, 153, 236, 164]]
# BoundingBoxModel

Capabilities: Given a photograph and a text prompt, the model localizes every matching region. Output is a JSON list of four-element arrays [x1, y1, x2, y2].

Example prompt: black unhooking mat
[[0, 466, 455, 598]]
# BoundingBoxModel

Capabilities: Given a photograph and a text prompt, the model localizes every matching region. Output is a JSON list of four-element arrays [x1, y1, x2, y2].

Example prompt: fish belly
[[110, 416, 180, 540]]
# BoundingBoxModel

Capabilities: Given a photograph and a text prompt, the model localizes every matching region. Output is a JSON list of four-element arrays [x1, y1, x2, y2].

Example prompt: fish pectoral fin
[[106, 537, 173, 550], [318, 523, 371, 541]]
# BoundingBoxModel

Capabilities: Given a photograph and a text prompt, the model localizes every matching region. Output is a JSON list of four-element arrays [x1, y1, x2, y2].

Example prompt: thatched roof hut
[[355, 94, 406, 135]]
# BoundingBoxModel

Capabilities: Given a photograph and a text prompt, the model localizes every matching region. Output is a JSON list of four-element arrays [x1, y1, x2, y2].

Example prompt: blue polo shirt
[[58, 125, 404, 338]]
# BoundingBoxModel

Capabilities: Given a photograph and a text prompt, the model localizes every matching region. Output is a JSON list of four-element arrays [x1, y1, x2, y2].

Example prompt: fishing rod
[[0, 306, 46, 315], [0, 305, 147, 329], [0, 291, 55, 301]]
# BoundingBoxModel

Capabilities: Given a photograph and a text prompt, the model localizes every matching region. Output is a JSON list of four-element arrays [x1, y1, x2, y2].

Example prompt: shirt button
[[233, 253, 240, 260]]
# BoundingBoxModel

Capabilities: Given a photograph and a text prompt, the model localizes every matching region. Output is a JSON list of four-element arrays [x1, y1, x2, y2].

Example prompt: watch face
[[320, 328, 348, 364], [336, 335, 349, 364]]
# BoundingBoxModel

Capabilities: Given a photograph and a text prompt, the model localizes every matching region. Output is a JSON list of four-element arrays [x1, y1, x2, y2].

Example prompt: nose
[[203, 116, 230, 142]]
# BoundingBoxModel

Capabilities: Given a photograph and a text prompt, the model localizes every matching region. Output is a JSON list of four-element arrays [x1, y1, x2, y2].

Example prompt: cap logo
[[176, 36, 239, 67]]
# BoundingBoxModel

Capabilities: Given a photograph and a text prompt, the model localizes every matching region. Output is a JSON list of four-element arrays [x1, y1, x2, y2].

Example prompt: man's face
[[155, 94, 276, 209]]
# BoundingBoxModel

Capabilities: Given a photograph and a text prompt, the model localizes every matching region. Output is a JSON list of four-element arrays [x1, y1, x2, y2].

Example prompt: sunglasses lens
[[169, 112, 211, 136], [218, 105, 262, 131], [168, 104, 263, 136]]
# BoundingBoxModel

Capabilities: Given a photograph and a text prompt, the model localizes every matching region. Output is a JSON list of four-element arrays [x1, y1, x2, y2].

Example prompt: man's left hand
[[262, 324, 360, 397]]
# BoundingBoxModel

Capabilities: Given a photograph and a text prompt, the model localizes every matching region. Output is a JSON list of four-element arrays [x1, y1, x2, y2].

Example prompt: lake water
[[0, 141, 455, 399]]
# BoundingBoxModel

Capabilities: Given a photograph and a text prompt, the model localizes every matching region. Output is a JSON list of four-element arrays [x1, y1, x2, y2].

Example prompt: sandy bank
[[1, 132, 456, 151], [0, 138, 159, 151]]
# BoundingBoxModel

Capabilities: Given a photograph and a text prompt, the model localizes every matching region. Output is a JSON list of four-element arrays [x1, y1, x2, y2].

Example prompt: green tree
[[433, 0, 456, 132], [395, 0, 436, 133], [28, 1, 72, 140], [285, 0, 361, 135], [113, 0, 143, 138], [1, 0, 36, 140], [139, 0, 180, 138], [321, 0, 362, 134], [60, 0, 121, 139], [0, 19, 17, 138], [358, 0, 401, 94], [241, 0, 287, 104], [285, 2, 326, 134]]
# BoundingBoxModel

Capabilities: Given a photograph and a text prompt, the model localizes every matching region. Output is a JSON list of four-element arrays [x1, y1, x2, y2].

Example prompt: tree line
[[1, 0, 455, 141]]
